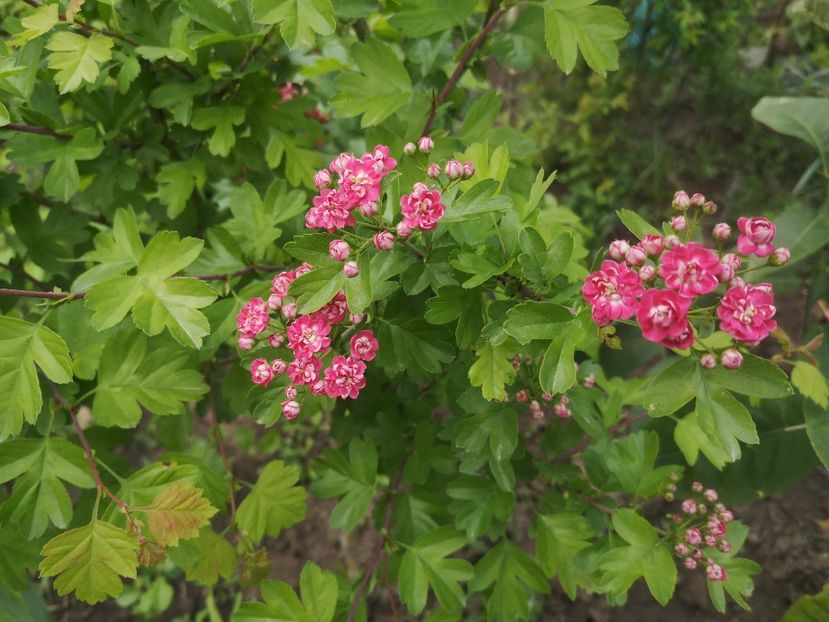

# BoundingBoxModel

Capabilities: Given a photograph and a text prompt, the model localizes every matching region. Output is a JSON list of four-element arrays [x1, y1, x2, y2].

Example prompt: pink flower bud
[[280, 82, 297, 102], [329, 239, 351, 261], [542, 392, 553, 402], [625, 245, 647, 266], [530, 400, 541, 411], [673, 190, 691, 210], [360, 202, 379, 217], [271, 358, 287, 374], [268, 333, 285, 348], [691, 193, 706, 208], [238, 334, 254, 350], [583, 373, 596, 388], [703, 200, 718, 215], [285, 385, 297, 399], [700, 354, 717, 369], [445, 159, 464, 179], [692, 549, 703, 561], [515, 390, 528, 403], [250, 358, 274, 387], [664, 234, 681, 249], [704, 488, 718, 501], [721, 348, 743, 370], [639, 264, 656, 282], [427, 163, 441, 178], [374, 230, 395, 251], [721, 253, 742, 270], [462, 162, 476, 179], [268, 294, 283, 310], [698, 504, 707, 514], [730, 276, 746, 288], [396, 221, 413, 238], [350, 312, 366, 324], [554, 403, 572, 419], [713, 223, 731, 241], [675, 543, 688, 556], [707, 517, 726, 537], [720, 509, 734, 522], [718, 540, 731, 553], [641, 234, 664, 255], [403, 142, 417, 155], [704, 535, 717, 547], [281, 400, 301, 420], [769, 246, 790, 266], [281, 303, 297, 321], [418, 136, 433, 153], [706, 564, 727, 582], [608, 240, 631, 260], [718, 262, 734, 283], [692, 481, 704, 492], [684, 558, 698, 570], [343, 261, 360, 278], [313, 169, 332, 188], [671, 215, 687, 232], [682, 499, 697, 514]]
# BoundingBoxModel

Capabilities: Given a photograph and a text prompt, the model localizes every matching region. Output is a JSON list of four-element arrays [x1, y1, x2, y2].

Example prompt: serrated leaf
[[167, 528, 236, 587], [9, 3, 59, 47], [236, 461, 308, 543], [143, 482, 217, 547], [388, 0, 476, 37], [235, 562, 338, 622], [0, 317, 72, 438], [156, 159, 206, 218], [468, 341, 516, 401], [0, 525, 40, 591], [252, 0, 335, 48], [643, 357, 699, 417], [312, 439, 377, 532], [191, 107, 245, 157], [704, 353, 792, 399], [792, 361, 829, 408], [446, 475, 514, 540], [536, 513, 593, 599], [289, 265, 346, 314], [39, 521, 138, 604], [503, 302, 573, 344], [46, 31, 113, 93]]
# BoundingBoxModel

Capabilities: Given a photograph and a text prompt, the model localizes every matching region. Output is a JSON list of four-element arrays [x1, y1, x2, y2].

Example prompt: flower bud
[[639, 264, 656, 282], [700, 353, 717, 369], [691, 192, 706, 208], [608, 239, 630, 260], [427, 163, 441, 178], [718, 262, 734, 283], [675, 543, 689, 556], [272, 358, 287, 374], [692, 481, 703, 492], [664, 234, 681, 249], [281, 302, 297, 321], [373, 230, 395, 251], [530, 400, 541, 411], [396, 221, 413, 238], [350, 312, 366, 324], [704, 488, 718, 501], [343, 261, 360, 278], [285, 384, 297, 399], [625, 245, 647, 266], [515, 390, 528, 403], [329, 239, 351, 261], [268, 294, 283, 310], [313, 169, 332, 188], [682, 499, 697, 514], [721, 348, 743, 370], [403, 142, 417, 155], [281, 400, 301, 420], [684, 558, 697, 570], [718, 540, 731, 553], [704, 535, 717, 547], [769, 246, 790, 266], [360, 202, 379, 217], [712, 223, 731, 241], [706, 564, 727, 582], [542, 392, 553, 402], [238, 334, 254, 350], [721, 253, 742, 270], [641, 234, 664, 255], [445, 159, 464, 179], [673, 190, 691, 211], [671, 215, 687, 232], [417, 136, 433, 153], [268, 333, 285, 348], [665, 492, 674, 502], [703, 200, 718, 215], [462, 162, 476, 179]]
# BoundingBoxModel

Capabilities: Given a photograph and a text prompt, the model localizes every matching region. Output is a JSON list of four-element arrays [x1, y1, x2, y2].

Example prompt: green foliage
[[235, 562, 338, 622], [236, 460, 308, 543]]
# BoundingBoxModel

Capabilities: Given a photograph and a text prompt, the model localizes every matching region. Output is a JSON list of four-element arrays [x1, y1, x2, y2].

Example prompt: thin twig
[[207, 389, 237, 520], [346, 468, 404, 622], [421, 8, 507, 137], [2, 123, 70, 141]]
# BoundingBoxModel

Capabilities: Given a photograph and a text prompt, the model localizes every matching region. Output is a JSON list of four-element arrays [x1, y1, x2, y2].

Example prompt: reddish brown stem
[[70, 411, 129, 510], [421, 8, 506, 137], [346, 468, 404, 622], [3, 123, 70, 141]]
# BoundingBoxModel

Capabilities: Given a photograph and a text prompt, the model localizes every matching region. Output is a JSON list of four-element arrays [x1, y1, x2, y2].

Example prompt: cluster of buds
[[583, 192, 788, 362], [503, 359, 596, 419], [666, 479, 734, 582], [237, 269, 378, 420]]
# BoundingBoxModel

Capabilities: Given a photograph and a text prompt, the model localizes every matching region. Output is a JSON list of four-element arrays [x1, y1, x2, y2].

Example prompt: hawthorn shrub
[[1, 1, 828, 620]]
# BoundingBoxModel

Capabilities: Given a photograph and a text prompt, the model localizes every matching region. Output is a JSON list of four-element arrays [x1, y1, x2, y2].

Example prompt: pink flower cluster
[[307, 146, 397, 232], [667, 479, 735, 582], [582, 192, 785, 353], [236, 267, 379, 421]]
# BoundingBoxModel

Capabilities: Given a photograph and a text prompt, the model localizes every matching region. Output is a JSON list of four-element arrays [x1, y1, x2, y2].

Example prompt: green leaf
[[73, 207, 144, 291], [345, 255, 373, 315], [168, 528, 236, 587], [792, 361, 829, 408], [469, 539, 550, 621], [616, 208, 661, 239], [704, 353, 793, 399], [92, 331, 208, 428], [235, 562, 338, 622], [106, 462, 203, 518], [0, 525, 40, 591], [399, 526, 473, 615], [311, 439, 377, 532], [46, 32, 113, 93], [156, 159, 207, 218], [0, 437, 95, 538], [442, 180, 513, 224], [0, 316, 72, 438], [236, 461, 308, 543], [191, 107, 246, 157], [252, 0, 336, 48], [331, 39, 413, 127], [468, 340, 517, 401], [84, 231, 217, 348], [781, 584, 829, 621], [376, 321, 454, 376], [290, 265, 346, 314], [536, 513, 593, 599], [424, 285, 483, 349], [223, 182, 292, 262], [460, 92, 503, 143], [804, 401, 829, 470], [503, 302, 573, 344], [542, 0, 629, 77], [696, 386, 759, 462], [446, 475, 514, 540], [539, 326, 577, 395], [39, 521, 138, 604], [643, 357, 699, 417], [9, 3, 59, 47], [143, 482, 217, 547], [752, 97, 829, 166], [389, 0, 477, 37]]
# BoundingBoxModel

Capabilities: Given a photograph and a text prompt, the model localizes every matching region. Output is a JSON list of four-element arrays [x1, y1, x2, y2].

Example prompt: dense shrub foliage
[[1, 1, 828, 620]]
